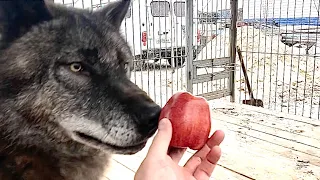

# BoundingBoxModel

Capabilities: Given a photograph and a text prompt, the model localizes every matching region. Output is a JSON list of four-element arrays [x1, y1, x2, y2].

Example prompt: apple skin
[[159, 91, 211, 150]]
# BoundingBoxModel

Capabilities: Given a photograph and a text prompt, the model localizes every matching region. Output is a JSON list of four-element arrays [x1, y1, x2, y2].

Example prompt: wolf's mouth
[[74, 132, 147, 153]]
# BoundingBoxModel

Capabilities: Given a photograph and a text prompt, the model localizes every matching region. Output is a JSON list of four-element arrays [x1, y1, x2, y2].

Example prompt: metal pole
[[229, 0, 238, 102], [186, 0, 194, 93]]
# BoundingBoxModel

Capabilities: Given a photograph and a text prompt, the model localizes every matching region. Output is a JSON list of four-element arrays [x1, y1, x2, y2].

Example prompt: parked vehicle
[[54, 0, 218, 68], [91, 0, 217, 69]]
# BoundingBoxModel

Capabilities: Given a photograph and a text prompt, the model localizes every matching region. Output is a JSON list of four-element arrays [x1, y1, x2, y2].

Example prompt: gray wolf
[[0, 0, 161, 179]]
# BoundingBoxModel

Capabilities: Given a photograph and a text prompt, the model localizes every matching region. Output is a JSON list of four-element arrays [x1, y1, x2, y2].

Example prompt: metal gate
[[185, 0, 238, 101], [52, 0, 238, 106]]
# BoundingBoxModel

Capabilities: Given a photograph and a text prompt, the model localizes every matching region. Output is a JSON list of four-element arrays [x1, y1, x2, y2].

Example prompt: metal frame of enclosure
[[53, 0, 237, 105], [53, 0, 320, 120]]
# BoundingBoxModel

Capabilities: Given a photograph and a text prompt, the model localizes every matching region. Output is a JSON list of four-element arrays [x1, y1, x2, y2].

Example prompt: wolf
[[0, 0, 161, 179]]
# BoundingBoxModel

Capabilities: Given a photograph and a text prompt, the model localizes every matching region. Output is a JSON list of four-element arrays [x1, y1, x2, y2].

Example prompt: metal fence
[[52, 0, 320, 120], [53, 0, 237, 107], [236, 0, 320, 119]]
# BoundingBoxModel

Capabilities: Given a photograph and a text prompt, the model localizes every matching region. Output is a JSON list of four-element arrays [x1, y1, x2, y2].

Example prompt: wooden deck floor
[[102, 102, 320, 180]]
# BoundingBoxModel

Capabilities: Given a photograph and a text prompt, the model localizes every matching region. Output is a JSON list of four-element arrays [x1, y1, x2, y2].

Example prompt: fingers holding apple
[[159, 92, 212, 150], [168, 147, 187, 163]]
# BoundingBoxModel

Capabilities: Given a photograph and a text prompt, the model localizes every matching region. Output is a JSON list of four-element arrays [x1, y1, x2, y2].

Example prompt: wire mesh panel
[[51, 0, 320, 120], [53, 0, 236, 106], [236, 0, 320, 119], [185, 0, 237, 101], [53, 0, 189, 107]]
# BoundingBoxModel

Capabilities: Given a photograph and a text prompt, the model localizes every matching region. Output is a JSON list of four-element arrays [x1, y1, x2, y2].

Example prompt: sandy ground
[[130, 26, 320, 120], [235, 26, 320, 120]]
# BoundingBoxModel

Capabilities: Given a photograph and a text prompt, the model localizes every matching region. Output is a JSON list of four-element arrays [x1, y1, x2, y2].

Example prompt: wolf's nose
[[144, 104, 161, 123], [138, 104, 161, 136]]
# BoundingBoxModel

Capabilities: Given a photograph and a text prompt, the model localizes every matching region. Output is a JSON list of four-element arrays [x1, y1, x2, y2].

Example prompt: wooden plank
[[104, 102, 320, 180], [217, 120, 320, 166], [193, 70, 230, 84], [195, 107, 320, 179], [214, 106, 320, 140], [103, 159, 135, 180], [193, 57, 230, 67], [218, 102, 320, 127], [212, 111, 320, 160], [185, 119, 320, 179], [112, 139, 252, 180], [232, 112, 320, 141], [215, 144, 318, 180], [178, 149, 253, 180], [214, 111, 320, 158], [229, 108, 320, 133], [200, 89, 232, 101], [112, 154, 145, 172]]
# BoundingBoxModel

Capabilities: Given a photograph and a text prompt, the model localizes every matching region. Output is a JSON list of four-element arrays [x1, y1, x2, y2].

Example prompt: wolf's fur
[[0, 0, 161, 179]]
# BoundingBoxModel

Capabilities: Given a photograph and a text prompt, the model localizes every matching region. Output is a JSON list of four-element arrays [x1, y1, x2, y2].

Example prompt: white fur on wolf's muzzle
[[59, 115, 138, 149]]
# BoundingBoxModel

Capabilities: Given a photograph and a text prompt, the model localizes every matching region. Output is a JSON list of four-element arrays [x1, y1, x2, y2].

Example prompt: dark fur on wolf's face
[[0, 0, 161, 159]]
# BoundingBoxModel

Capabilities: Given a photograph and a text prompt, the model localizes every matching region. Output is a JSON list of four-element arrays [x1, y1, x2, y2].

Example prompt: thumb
[[146, 118, 173, 158]]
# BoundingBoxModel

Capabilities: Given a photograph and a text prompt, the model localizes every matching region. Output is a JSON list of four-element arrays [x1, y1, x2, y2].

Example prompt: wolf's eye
[[70, 63, 83, 72]]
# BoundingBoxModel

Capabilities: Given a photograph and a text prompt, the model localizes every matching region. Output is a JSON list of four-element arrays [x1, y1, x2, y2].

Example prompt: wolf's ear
[[94, 0, 131, 30], [0, 0, 52, 46]]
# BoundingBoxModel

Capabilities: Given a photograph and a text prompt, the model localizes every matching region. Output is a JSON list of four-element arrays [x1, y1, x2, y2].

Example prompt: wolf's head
[[0, 0, 161, 155]]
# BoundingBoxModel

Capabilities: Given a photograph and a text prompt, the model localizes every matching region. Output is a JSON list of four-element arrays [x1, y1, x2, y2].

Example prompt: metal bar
[[229, 0, 238, 102], [310, 3, 320, 118], [236, 51, 320, 58], [287, 0, 298, 113], [186, 0, 193, 93]]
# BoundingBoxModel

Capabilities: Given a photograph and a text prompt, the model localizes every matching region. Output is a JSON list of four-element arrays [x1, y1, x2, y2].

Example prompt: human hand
[[134, 118, 225, 180]]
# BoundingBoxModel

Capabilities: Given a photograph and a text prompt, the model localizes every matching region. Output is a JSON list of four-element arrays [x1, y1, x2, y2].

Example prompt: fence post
[[186, 0, 193, 93], [229, 0, 238, 102]]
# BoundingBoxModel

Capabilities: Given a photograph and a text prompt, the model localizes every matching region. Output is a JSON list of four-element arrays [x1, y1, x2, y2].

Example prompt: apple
[[159, 91, 211, 150]]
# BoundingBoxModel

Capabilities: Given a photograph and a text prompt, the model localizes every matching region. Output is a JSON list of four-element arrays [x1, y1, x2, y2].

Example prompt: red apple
[[159, 91, 211, 150]]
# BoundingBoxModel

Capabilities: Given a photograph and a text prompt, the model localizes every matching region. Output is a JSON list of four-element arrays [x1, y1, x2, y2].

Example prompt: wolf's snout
[[136, 103, 161, 137], [116, 80, 161, 138]]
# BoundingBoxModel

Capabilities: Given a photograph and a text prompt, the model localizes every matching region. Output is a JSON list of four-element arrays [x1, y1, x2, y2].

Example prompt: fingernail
[[158, 118, 168, 130]]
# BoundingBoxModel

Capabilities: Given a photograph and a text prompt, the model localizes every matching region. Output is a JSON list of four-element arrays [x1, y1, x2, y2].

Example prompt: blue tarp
[[244, 17, 320, 26]]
